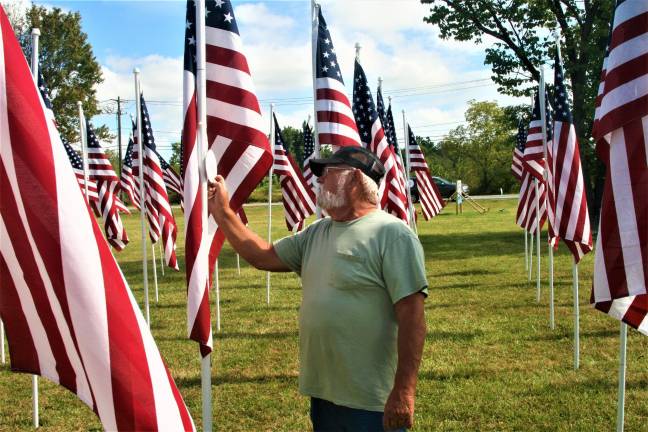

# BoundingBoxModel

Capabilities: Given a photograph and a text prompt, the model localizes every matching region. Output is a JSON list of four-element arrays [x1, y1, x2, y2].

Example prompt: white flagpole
[[539, 68, 552, 325], [134, 69, 150, 327], [77, 102, 89, 203], [31, 28, 41, 429], [214, 260, 221, 332], [266, 104, 275, 305], [195, 0, 212, 430], [159, 242, 165, 276], [528, 227, 534, 282], [236, 253, 241, 276], [617, 322, 627, 432], [151, 244, 159, 303], [525, 229, 528, 272], [535, 179, 541, 302], [311, 0, 322, 218], [572, 261, 580, 369], [400, 108, 417, 234], [0, 319, 4, 364]]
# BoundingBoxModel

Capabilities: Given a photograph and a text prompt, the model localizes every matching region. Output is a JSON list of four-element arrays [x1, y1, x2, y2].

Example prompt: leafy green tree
[[421, 0, 614, 214], [15, 6, 106, 143], [279, 126, 304, 164], [169, 141, 182, 173]]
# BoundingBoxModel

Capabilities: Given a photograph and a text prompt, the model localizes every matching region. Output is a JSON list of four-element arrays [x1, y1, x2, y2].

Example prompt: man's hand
[[383, 388, 415, 430], [208, 175, 230, 222]]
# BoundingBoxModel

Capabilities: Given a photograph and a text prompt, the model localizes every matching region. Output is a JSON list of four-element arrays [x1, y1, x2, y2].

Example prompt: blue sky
[[22, 0, 522, 159]]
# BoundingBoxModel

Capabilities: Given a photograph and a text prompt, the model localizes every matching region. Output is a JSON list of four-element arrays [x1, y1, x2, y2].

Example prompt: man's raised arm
[[208, 175, 289, 272]]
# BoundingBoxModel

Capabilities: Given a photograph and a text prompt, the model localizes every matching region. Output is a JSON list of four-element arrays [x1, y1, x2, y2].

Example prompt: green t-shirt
[[273, 210, 428, 412]]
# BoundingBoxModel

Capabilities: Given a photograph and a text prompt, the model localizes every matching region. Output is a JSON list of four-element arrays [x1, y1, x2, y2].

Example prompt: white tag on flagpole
[[205, 149, 218, 182]]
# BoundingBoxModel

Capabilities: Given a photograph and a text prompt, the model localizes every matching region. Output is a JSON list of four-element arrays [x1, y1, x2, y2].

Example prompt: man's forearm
[[214, 207, 288, 271], [393, 293, 426, 395]]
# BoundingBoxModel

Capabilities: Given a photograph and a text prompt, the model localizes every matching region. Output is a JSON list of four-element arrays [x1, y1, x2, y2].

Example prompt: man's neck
[[326, 203, 377, 222]]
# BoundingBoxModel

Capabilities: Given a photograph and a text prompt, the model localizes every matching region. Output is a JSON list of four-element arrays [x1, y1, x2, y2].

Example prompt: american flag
[[523, 91, 553, 182], [516, 171, 548, 232], [0, 10, 195, 429], [120, 135, 142, 209], [134, 95, 179, 271], [86, 122, 130, 250], [511, 119, 527, 181], [548, 49, 592, 263], [302, 121, 316, 191], [591, 0, 648, 335], [352, 59, 410, 223], [313, 5, 362, 148], [273, 114, 316, 231], [156, 151, 183, 199], [37, 72, 99, 203], [407, 125, 445, 220], [183, 0, 273, 356]]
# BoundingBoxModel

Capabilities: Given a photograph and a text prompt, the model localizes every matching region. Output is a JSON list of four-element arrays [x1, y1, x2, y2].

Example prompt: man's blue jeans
[[310, 397, 406, 432]]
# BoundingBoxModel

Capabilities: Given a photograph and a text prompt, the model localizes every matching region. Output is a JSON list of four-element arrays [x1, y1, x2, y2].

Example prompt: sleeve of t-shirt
[[273, 229, 307, 275], [382, 232, 429, 304]]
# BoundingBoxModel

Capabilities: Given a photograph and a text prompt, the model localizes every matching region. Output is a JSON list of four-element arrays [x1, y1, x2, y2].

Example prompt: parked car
[[408, 176, 469, 202]]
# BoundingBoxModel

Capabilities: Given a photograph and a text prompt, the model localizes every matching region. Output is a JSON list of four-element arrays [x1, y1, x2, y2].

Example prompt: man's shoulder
[[370, 211, 414, 237]]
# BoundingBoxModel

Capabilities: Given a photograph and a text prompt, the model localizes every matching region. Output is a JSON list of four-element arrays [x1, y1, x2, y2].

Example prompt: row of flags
[[512, 0, 647, 334], [0, 0, 449, 428]]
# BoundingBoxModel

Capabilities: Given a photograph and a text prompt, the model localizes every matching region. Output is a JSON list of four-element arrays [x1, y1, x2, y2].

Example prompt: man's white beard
[[317, 174, 349, 210]]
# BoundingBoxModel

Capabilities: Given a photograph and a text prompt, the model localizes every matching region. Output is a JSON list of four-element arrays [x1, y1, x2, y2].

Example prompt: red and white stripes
[[407, 125, 444, 220], [591, 0, 648, 334], [0, 9, 195, 429]]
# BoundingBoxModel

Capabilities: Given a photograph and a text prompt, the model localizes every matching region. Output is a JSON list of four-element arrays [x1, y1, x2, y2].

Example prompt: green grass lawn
[[1, 199, 647, 431]]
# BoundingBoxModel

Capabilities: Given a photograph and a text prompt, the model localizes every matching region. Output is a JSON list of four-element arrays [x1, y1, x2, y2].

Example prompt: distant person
[[208, 146, 427, 431]]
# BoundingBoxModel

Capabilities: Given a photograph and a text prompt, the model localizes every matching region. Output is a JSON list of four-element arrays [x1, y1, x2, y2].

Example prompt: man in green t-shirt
[[208, 146, 427, 431]]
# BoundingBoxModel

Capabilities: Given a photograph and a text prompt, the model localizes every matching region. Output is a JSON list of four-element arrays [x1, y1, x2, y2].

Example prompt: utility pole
[[116, 96, 123, 202]]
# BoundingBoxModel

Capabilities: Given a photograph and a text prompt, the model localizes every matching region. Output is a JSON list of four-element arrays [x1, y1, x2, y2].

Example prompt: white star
[[186, 20, 192, 29], [324, 38, 330, 45], [214, 0, 224, 6], [223, 12, 233, 23], [337, 71, 341, 77], [188, 36, 195, 45], [322, 66, 329, 72], [323, 52, 329, 58], [205, 9, 211, 17], [330, 61, 336, 67]]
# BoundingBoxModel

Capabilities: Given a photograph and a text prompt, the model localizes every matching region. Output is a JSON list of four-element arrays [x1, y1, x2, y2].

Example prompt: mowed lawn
[[1, 199, 648, 431]]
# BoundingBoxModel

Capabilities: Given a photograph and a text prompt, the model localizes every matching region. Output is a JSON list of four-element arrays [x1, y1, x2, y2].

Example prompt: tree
[[421, 0, 614, 216], [15, 6, 107, 144], [279, 126, 304, 164], [434, 100, 519, 194], [169, 141, 182, 173]]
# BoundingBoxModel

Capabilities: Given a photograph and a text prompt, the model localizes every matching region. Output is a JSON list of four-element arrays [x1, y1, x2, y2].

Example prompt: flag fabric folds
[[302, 121, 316, 191], [522, 91, 553, 183], [352, 59, 410, 223], [511, 119, 527, 181], [407, 125, 445, 220], [86, 122, 130, 250], [273, 114, 316, 231], [158, 152, 183, 199], [313, 5, 362, 148], [133, 96, 179, 271], [38, 72, 99, 203], [591, 0, 648, 335], [0, 9, 195, 430], [183, 0, 273, 356], [548, 50, 592, 262]]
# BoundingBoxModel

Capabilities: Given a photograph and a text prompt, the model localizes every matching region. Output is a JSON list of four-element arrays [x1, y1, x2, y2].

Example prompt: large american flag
[[38, 72, 99, 203], [591, 0, 648, 335], [133, 95, 179, 271], [120, 135, 141, 209], [548, 49, 592, 263], [0, 9, 195, 429], [183, 0, 273, 356], [273, 114, 316, 231], [352, 59, 410, 223], [313, 5, 362, 148], [86, 122, 130, 250], [511, 119, 527, 181], [302, 121, 316, 191], [407, 125, 445, 220]]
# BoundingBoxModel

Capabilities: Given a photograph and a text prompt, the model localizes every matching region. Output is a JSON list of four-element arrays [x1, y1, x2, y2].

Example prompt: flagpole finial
[[388, 96, 392, 105], [31, 28, 40, 36], [133, 68, 140, 76], [355, 42, 361, 61], [378, 77, 383, 90]]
